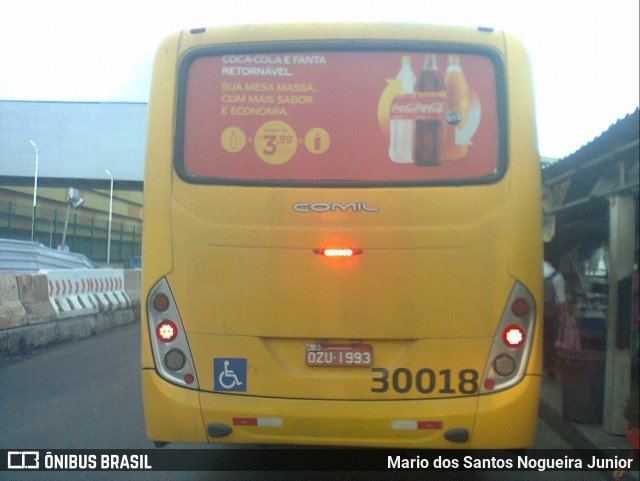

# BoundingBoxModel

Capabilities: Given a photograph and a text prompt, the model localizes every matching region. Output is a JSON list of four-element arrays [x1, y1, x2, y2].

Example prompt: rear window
[[175, 45, 505, 186]]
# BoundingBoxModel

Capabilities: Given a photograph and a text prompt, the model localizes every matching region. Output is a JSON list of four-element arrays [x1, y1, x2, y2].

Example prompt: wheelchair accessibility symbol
[[214, 358, 247, 392]]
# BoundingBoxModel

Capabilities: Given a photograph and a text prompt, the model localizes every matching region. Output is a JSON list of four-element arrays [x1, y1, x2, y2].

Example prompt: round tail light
[[494, 354, 517, 376], [152, 293, 170, 312], [156, 320, 178, 342], [511, 298, 530, 317], [164, 349, 187, 371], [502, 325, 525, 347]]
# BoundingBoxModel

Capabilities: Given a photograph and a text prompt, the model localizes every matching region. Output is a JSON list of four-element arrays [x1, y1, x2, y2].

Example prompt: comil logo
[[292, 202, 380, 213], [8, 451, 39, 469]]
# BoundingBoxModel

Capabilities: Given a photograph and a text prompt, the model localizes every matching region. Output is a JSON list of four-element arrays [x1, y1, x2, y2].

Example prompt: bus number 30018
[[370, 368, 479, 394]]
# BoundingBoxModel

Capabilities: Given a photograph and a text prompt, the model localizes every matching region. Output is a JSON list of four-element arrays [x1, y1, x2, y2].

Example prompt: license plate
[[306, 343, 373, 367]]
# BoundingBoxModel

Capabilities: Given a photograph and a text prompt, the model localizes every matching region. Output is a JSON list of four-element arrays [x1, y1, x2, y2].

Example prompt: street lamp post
[[105, 170, 114, 264], [29, 140, 39, 242], [59, 188, 84, 252]]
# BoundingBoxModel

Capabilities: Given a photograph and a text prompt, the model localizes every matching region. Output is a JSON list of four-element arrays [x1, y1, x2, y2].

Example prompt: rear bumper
[[142, 369, 540, 448]]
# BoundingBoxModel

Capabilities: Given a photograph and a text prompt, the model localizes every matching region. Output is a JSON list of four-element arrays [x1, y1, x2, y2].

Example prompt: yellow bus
[[141, 23, 542, 449]]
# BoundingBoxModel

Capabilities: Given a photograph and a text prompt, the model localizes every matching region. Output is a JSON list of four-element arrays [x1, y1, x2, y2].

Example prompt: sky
[[0, 0, 638, 160]]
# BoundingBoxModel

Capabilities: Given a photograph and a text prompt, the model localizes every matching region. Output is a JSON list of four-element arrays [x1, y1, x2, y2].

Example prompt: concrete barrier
[[1, 310, 136, 358], [41, 269, 132, 319], [1, 269, 140, 359], [16, 273, 57, 324], [0, 272, 28, 329], [44, 270, 100, 319], [92, 269, 131, 312], [124, 269, 141, 308]]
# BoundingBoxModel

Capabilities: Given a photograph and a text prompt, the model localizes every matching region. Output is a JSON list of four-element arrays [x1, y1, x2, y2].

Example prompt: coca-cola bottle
[[413, 54, 446, 166], [388, 56, 416, 163]]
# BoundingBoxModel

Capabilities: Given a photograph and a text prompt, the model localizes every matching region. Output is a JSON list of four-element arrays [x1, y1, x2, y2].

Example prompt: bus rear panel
[[141, 23, 542, 449]]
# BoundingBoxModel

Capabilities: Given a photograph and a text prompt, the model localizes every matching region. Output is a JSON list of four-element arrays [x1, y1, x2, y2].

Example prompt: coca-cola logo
[[413, 101, 444, 114], [391, 102, 415, 115], [390, 94, 445, 121]]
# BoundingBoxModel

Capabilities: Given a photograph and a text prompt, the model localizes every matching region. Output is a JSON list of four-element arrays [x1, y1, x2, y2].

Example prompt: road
[[0, 322, 610, 481]]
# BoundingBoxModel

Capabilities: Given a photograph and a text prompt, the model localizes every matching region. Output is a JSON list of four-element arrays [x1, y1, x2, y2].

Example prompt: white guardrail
[[0, 238, 96, 273]]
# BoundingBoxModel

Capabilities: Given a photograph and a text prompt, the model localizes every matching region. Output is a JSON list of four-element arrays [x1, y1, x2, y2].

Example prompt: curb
[[539, 399, 601, 451], [0, 309, 138, 359]]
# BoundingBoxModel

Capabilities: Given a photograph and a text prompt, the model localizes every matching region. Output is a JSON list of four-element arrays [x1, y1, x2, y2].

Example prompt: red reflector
[[503, 325, 525, 347], [484, 379, 495, 390], [233, 418, 258, 426], [417, 421, 443, 430], [184, 373, 195, 385], [313, 248, 362, 257], [156, 320, 178, 342]]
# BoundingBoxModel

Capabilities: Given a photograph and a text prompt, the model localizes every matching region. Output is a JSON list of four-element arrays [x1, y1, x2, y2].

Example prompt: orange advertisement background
[[181, 51, 498, 182]]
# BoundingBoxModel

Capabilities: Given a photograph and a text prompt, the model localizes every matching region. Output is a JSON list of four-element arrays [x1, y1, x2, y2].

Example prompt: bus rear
[[141, 23, 542, 449]]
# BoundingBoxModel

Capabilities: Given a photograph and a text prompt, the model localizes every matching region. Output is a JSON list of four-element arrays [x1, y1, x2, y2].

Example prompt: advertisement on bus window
[[180, 50, 499, 183]]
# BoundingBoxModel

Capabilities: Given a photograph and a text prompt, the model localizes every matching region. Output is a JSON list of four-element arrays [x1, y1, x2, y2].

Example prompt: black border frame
[[174, 40, 508, 188]]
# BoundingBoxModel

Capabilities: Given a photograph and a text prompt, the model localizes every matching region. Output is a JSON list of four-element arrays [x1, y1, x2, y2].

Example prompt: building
[[0, 100, 146, 264], [542, 108, 639, 435]]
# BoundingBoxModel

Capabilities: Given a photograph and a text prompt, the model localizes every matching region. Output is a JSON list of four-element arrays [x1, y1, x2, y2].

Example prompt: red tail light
[[156, 320, 178, 342], [147, 277, 199, 389], [314, 248, 363, 257], [481, 282, 535, 394], [502, 325, 525, 347]]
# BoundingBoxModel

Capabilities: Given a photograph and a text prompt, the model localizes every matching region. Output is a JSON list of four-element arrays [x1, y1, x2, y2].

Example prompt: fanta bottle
[[388, 56, 416, 163], [444, 54, 469, 161]]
